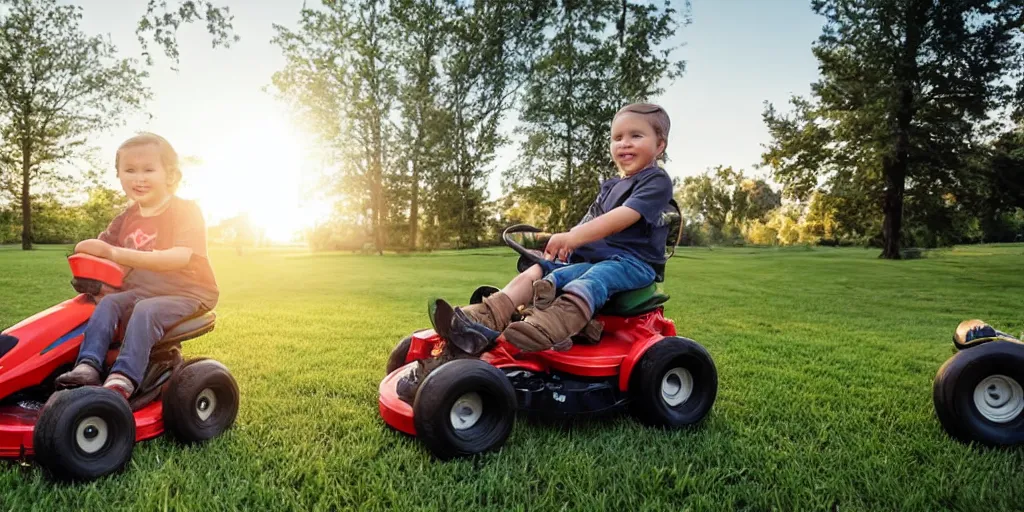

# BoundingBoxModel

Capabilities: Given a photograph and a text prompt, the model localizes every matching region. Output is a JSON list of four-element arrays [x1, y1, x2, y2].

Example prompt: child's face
[[610, 112, 666, 176], [117, 144, 174, 208]]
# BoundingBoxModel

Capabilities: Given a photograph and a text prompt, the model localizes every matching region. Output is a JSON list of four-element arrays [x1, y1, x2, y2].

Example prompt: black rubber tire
[[385, 336, 414, 376], [163, 359, 239, 443], [469, 285, 500, 305], [517, 254, 542, 274], [933, 340, 1024, 446], [413, 358, 516, 459], [629, 337, 717, 428], [33, 387, 136, 482]]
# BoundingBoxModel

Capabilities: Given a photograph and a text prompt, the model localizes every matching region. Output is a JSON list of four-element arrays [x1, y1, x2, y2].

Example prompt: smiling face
[[116, 143, 175, 208], [610, 112, 666, 176]]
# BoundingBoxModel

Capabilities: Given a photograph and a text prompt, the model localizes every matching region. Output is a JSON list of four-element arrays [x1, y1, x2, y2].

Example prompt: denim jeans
[[77, 289, 201, 386], [542, 254, 656, 314]]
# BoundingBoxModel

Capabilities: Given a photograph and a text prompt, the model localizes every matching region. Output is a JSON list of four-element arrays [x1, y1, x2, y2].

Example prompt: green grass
[[2, 243, 1024, 511]]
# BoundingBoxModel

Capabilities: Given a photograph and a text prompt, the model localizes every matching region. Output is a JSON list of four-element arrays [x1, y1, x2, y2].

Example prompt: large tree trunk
[[880, 154, 906, 259], [20, 141, 32, 251], [880, 86, 912, 259], [880, 0, 926, 260]]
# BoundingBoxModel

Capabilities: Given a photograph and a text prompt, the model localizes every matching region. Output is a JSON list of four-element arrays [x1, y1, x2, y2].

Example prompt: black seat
[[161, 310, 217, 345], [130, 311, 217, 411]]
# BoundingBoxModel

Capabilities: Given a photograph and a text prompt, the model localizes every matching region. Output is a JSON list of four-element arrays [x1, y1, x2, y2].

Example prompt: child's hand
[[544, 232, 580, 262], [75, 239, 117, 261]]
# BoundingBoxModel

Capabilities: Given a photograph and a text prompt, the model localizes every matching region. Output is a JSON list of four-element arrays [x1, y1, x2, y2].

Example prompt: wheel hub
[[75, 416, 109, 454], [450, 392, 484, 431], [661, 367, 693, 407], [974, 374, 1024, 423], [196, 388, 217, 422]]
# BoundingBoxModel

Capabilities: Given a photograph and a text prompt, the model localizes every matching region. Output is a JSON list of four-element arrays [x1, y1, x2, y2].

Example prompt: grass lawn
[[1, 243, 1023, 511]]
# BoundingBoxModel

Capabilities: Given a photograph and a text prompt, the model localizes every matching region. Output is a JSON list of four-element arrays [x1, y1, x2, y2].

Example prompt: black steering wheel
[[502, 224, 553, 273]]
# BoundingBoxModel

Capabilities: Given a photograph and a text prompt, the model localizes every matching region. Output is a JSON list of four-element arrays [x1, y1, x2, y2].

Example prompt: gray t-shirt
[[572, 166, 674, 266], [98, 197, 219, 309]]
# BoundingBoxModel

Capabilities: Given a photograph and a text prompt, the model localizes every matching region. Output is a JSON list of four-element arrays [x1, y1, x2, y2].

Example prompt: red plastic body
[[0, 401, 164, 458], [0, 256, 166, 459], [378, 308, 677, 435], [67, 253, 124, 288]]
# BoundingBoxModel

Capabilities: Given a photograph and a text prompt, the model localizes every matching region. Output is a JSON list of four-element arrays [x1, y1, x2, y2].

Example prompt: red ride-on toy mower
[[934, 319, 1024, 446], [379, 225, 717, 459], [0, 254, 239, 481]]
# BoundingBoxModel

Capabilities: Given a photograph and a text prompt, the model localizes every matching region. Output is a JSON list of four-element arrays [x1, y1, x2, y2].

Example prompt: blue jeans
[[77, 289, 201, 386], [542, 254, 656, 314]]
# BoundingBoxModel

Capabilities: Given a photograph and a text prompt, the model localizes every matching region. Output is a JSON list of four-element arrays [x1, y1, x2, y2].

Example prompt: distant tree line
[[3, 0, 1022, 257], [677, 127, 1024, 248], [272, 0, 686, 252]]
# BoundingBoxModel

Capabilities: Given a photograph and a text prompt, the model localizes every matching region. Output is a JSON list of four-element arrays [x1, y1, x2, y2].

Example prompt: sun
[[176, 106, 331, 244]]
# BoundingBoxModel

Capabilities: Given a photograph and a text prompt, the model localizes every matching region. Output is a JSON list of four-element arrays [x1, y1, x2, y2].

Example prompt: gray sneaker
[[55, 363, 101, 389]]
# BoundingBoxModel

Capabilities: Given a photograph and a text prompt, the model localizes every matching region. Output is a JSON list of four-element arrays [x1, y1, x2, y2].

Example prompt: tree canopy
[[762, 0, 1024, 258], [0, 0, 237, 250]]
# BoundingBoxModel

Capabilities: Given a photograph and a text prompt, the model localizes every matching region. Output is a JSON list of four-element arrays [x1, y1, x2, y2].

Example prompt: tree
[[135, 0, 239, 69], [733, 175, 782, 225], [763, 0, 1024, 258], [425, 0, 545, 248], [960, 122, 1024, 242], [676, 166, 780, 243], [79, 185, 130, 240], [677, 169, 733, 239], [208, 213, 258, 254], [0, 197, 20, 243], [989, 124, 1024, 217], [506, 0, 685, 231], [349, 0, 397, 254], [273, 0, 398, 254], [799, 190, 841, 243], [276, 0, 544, 252], [0, 0, 149, 250], [390, 0, 448, 250], [0, 182, 125, 244]]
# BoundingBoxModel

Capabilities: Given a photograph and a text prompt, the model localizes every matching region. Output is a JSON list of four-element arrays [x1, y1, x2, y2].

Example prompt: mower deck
[[0, 400, 165, 458], [379, 309, 678, 435]]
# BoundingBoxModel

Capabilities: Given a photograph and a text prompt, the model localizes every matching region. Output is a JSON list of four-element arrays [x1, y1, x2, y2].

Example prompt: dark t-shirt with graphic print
[[98, 196, 219, 309], [571, 165, 674, 266]]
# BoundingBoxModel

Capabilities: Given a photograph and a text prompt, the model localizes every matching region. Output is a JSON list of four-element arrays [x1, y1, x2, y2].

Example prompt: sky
[[67, 0, 825, 241]]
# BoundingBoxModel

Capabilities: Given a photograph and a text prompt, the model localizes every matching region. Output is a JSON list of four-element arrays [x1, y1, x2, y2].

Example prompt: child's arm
[[111, 245, 193, 271], [545, 170, 673, 262], [75, 239, 193, 272], [76, 200, 209, 273], [97, 211, 126, 245], [544, 206, 640, 262]]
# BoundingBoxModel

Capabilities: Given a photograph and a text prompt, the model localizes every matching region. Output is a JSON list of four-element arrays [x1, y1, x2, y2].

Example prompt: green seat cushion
[[598, 283, 670, 317]]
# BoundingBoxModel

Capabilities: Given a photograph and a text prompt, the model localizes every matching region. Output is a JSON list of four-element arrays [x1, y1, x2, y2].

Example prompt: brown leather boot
[[531, 278, 556, 310], [460, 291, 518, 331], [504, 293, 592, 352], [516, 279, 557, 319]]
